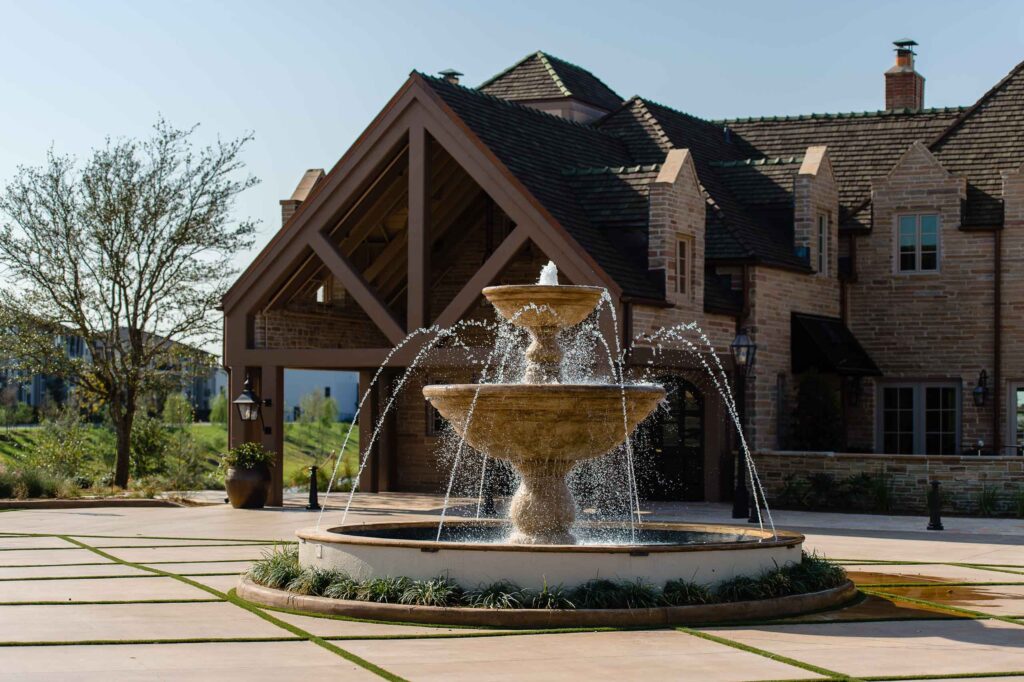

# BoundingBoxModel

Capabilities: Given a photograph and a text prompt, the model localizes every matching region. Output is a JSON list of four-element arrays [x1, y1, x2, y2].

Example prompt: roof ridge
[[535, 52, 573, 98], [562, 163, 662, 176], [715, 106, 968, 124], [476, 51, 540, 91], [540, 52, 623, 103], [417, 71, 619, 134], [709, 156, 805, 168], [639, 97, 721, 128], [628, 98, 674, 152], [928, 58, 1024, 150]]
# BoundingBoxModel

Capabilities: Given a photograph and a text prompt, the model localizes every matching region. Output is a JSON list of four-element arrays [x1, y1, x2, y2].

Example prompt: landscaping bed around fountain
[[237, 543, 856, 627]]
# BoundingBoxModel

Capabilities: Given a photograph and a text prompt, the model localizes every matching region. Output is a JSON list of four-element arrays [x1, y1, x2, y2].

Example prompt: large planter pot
[[225, 465, 270, 509]]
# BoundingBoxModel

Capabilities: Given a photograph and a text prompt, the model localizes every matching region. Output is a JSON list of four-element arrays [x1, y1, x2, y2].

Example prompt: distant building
[[283, 370, 358, 422]]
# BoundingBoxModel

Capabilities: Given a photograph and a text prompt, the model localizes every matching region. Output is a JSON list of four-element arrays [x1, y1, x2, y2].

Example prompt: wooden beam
[[407, 123, 429, 331], [259, 365, 285, 506], [434, 223, 530, 328], [310, 232, 405, 344]]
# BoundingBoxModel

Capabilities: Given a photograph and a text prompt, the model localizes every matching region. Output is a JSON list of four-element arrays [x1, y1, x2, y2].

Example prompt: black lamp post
[[730, 329, 756, 519], [233, 375, 272, 434], [972, 370, 988, 408]]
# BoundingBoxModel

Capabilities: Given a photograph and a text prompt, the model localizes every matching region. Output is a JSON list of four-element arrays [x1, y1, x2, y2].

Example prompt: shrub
[[0, 467, 69, 499], [209, 393, 228, 425], [222, 441, 275, 470], [323, 576, 360, 600], [130, 414, 170, 478], [977, 486, 1000, 516], [162, 393, 194, 427], [29, 406, 91, 478]]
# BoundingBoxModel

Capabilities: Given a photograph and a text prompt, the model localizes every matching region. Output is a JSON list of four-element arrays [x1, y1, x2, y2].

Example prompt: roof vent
[[438, 69, 463, 85]]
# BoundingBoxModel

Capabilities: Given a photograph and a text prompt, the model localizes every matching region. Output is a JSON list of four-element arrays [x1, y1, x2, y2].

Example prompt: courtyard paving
[[1, 493, 1023, 681]]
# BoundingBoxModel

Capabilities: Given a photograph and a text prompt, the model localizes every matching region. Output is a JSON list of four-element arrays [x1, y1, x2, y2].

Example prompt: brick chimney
[[885, 39, 925, 110], [280, 169, 325, 225]]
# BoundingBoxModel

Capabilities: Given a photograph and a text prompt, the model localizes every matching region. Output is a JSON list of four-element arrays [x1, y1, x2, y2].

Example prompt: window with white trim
[[878, 382, 959, 455], [675, 237, 693, 296], [817, 214, 828, 275], [897, 214, 939, 272]]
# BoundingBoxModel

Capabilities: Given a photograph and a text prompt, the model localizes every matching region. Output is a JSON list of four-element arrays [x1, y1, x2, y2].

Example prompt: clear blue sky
[[1, 0, 1022, 270]]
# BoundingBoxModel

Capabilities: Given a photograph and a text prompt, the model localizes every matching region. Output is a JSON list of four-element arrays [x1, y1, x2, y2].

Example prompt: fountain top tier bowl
[[482, 284, 605, 330]]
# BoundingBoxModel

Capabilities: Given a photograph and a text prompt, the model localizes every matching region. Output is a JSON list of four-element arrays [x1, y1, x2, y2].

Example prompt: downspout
[[993, 229, 1002, 454]]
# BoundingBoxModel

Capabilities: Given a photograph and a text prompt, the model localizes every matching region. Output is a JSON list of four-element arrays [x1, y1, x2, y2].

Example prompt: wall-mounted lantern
[[972, 369, 988, 408], [233, 375, 273, 433]]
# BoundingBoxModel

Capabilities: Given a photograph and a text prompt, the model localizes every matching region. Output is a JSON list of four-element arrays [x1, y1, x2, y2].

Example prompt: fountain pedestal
[[507, 459, 576, 544]]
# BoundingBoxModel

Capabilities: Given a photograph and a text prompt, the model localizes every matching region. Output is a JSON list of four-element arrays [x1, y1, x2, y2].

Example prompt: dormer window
[[897, 214, 939, 272]]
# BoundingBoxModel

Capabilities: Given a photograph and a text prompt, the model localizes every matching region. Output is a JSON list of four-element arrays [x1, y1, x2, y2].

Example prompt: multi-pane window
[[817, 214, 828, 275], [675, 238, 692, 295], [882, 387, 915, 454], [898, 214, 939, 272], [879, 383, 959, 455], [1015, 387, 1024, 455]]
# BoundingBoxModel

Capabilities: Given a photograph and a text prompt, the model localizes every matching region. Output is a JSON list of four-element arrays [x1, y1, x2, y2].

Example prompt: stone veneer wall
[[754, 450, 1024, 514]]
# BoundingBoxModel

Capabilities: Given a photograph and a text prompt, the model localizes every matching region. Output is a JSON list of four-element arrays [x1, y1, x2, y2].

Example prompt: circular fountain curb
[[236, 577, 857, 628]]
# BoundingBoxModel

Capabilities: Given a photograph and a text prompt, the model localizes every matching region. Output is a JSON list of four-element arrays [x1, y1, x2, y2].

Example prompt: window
[[1014, 386, 1024, 455], [897, 214, 939, 272], [878, 383, 959, 454], [817, 214, 829, 275], [675, 238, 692, 295]]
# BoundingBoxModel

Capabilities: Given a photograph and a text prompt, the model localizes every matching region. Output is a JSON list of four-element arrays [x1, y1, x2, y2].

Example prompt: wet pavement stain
[[847, 570, 954, 586], [877, 584, 1024, 612], [775, 592, 969, 623]]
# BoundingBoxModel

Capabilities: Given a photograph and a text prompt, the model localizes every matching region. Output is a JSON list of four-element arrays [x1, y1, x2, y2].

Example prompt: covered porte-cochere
[[221, 74, 625, 504]]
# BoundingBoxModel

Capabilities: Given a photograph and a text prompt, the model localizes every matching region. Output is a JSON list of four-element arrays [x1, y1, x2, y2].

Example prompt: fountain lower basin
[[297, 519, 803, 590]]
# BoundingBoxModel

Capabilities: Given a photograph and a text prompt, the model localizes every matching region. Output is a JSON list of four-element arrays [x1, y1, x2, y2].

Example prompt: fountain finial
[[538, 261, 559, 286]]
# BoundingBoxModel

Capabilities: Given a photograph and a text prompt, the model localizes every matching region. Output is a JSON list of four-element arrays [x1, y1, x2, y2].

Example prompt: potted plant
[[222, 442, 274, 509]]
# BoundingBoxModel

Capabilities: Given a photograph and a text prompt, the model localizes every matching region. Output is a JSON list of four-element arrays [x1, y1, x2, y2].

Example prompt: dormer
[[479, 51, 623, 123]]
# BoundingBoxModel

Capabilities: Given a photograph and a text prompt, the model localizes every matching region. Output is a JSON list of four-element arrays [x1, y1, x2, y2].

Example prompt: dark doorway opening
[[639, 377, 705, 501]]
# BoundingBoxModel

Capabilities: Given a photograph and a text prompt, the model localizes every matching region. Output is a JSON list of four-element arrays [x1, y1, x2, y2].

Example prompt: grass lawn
[[0, 421, 360, 490]]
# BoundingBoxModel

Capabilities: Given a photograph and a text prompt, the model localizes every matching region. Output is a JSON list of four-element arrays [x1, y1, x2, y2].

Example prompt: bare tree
[[0, 119, 257, 487]]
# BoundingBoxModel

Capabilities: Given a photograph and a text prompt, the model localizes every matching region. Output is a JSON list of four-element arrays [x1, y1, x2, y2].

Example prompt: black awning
[[791, 313, 882, 377]]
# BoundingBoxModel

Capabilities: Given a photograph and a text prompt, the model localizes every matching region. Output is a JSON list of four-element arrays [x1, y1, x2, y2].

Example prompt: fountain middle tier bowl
[[422, 383, 666, 464]]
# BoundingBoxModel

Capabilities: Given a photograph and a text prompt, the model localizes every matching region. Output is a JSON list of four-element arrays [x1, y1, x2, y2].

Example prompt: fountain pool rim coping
[[236, 576, 856, 628], [296, 519, 802, 553]]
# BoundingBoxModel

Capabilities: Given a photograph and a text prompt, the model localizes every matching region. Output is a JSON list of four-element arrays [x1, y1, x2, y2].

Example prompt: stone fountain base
[[295, 519, 803, 591]]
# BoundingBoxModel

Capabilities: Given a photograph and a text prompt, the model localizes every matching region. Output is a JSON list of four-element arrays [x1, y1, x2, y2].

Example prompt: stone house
[[224, 43, 1024, 510]]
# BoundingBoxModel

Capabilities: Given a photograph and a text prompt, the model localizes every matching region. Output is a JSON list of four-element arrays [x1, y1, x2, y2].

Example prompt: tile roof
[[479, 52, 623, 112], [423, 74, 662, 298], [930, 60, 1024, 227], [721, 108, 963, 229], [421, 52, 1024, 303]]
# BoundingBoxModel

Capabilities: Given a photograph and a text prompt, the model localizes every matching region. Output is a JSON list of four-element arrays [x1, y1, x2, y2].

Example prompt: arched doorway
[[639, 377, 705, 501]]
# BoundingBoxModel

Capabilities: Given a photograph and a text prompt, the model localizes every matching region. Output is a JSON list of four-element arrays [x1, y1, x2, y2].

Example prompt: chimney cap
[[893, 39, 918, 51], [439, 68, 463, 78]]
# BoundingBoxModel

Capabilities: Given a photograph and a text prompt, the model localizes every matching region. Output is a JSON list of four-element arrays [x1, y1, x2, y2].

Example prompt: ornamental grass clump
[[569, 579, 627, 609], [526, 580, 575, 610], [465, 581, 527, 609], [323, 576, 360, 600], [356, 576, 411, 603], [399, 577, 463, 607], [661, 579, 716, 606], [247, 545, 300, 589], [287, 567, 346, 597]]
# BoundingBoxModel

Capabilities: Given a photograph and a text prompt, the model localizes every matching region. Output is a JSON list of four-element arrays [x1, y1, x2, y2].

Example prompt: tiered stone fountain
[[237, 268, 856, 625]]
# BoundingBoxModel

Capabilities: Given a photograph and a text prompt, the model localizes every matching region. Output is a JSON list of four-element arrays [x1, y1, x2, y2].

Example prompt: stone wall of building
[[754, 450, 1024, 514], [845, 142, 998, 452], [254, 304, 391, 349]]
